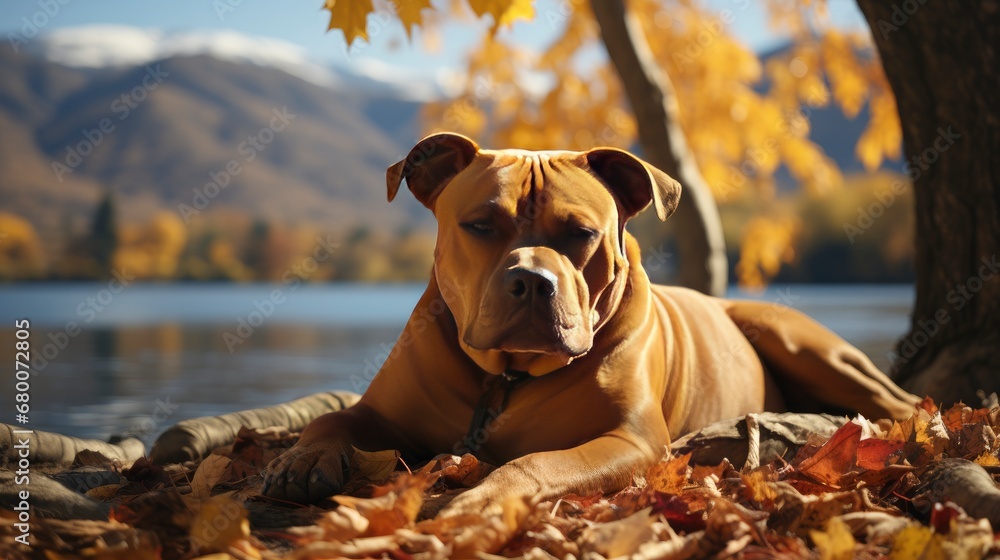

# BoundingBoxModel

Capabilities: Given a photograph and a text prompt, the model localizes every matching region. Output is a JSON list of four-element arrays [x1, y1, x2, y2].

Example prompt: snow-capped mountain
[[25, 25, 455, 101]]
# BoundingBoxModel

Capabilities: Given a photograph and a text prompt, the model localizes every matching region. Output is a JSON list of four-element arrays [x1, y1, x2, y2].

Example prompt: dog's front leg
[[442, 428, 664, 516], [262, 402, 403, 504]]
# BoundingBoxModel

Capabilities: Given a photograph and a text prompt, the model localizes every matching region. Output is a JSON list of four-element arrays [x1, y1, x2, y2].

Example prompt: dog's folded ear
[[387, 132, 480, 208], [584, 148, 682, 222]]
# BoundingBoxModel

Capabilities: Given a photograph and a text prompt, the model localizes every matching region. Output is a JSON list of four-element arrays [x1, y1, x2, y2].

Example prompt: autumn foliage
[[5, 399, 1000, 558], [320, 0, 904, 287]]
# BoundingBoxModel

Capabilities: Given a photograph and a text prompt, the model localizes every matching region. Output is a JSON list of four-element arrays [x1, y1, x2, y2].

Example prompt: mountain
[[0, 35, 435, 251], [0, 26, 894, 257]]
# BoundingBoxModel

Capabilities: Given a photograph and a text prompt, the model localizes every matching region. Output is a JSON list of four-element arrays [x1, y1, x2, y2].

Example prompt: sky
[[3, 0, 871, 72]]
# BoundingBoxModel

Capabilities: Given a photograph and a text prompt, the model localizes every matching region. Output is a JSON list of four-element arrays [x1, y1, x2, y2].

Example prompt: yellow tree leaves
[[735, 215, 800, 289], [323, 0, 373, 46], [317, 0, 905, 287], [324, 0, 529, 45], [466, 0, 534, 30], [396, 0, 433, 39]]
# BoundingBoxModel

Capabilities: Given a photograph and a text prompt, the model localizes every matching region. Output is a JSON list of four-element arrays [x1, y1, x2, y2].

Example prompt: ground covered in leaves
[[3, 398, 1000, 559]]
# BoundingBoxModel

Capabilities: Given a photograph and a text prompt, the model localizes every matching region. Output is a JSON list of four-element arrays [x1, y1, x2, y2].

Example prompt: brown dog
[[262, 133, 918, 512]]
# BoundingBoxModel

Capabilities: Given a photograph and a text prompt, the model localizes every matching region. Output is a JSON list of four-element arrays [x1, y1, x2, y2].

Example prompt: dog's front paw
[[261, 441, 352, 504], [437, 488, 506, 519]]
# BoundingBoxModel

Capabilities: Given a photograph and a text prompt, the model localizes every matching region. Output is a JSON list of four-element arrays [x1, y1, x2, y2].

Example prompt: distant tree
[[0, 213, 46, 280], [319, 0, 899, 295], [90, 192, 119, 276]]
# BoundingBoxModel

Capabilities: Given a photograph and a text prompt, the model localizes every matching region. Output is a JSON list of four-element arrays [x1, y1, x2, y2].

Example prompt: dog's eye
[[569, 226, 599, 240], [461, 222, 495, 236]]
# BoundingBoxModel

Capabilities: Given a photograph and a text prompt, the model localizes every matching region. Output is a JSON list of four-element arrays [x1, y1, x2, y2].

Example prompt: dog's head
[[387, 132, 681, 376]]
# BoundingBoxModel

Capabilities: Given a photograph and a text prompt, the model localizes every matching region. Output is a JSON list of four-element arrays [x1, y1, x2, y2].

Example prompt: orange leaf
[[646, 452, 691, 494], [797, 421, 861, 486], [857, 438, 905, 471]]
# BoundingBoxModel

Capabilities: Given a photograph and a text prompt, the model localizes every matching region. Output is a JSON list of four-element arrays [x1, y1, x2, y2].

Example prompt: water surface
[[0, 283, 913, 443]]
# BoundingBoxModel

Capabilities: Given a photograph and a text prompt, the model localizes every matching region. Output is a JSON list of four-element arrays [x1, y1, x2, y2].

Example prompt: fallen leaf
[[316, 505, 369, 541], [580, 507, 655, 558], [797, 421, 861, 486], [189, 495, 257, 557], [857, 438, 905, 470], [646, 452, 691, 494], [191, 454, 233, 500], [810, 516, 856, 560], [350, 447, 400, 484], [889, 523, 945, 560]]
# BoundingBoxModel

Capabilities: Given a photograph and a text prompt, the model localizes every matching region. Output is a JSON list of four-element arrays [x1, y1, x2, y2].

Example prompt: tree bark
[[590, 0, 728, 296], [856, 1, 1000, 405]]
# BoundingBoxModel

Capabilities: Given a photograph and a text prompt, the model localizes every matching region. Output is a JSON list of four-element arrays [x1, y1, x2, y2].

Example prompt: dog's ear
[[386, 132, 480, 208], [584, 148, 682, 222]]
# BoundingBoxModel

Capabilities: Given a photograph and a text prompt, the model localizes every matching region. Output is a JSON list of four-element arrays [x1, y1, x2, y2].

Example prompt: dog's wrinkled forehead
[[386, 132, 682, 226], [454, 150, 620, 224]]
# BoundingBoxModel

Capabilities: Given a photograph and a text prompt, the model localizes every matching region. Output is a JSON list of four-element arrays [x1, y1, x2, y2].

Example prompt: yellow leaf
[[396, 0, 432, 39], [190, 496, 255, 556], [467, 0, 534, 29], [350, 446, 400, 482], [974, 452, 1000, 467], [890, 524, 946, 560], [810, 516, 856, 560], [324, 0, 374, 46], [821, 30, 869, 118]]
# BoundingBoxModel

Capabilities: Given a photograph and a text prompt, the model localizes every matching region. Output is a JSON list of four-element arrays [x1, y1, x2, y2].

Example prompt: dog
[[262, 132, 918, 512]]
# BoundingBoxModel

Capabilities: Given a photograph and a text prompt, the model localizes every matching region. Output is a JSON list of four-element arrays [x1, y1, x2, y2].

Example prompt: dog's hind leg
[[722, 300, 920, 421]]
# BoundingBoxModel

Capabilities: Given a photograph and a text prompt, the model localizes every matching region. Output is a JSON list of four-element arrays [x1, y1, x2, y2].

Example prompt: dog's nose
[[505, 267, 558, 301]]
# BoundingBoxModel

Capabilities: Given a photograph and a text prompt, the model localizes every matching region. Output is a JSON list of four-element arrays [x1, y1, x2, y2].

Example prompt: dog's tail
[[722, 300, 920, 421]]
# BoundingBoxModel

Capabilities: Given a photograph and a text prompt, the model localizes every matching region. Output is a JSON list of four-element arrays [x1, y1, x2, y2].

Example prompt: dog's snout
[[505, 267, 557, 301]]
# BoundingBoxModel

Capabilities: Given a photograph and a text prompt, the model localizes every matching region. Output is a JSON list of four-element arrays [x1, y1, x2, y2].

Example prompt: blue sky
[[4, 0, 869, 70]]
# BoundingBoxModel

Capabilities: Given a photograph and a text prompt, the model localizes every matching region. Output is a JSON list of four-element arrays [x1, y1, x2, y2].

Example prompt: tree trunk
[[856, 1, 1000, 405], [590, 0, 728, 297]]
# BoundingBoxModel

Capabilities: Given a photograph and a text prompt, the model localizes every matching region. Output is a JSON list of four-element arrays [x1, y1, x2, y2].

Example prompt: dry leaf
[[646, 452, 691, 494], [810, 516, 856, 560], [191, 454, 233, 500], [350, 447, 400, 484], [189, 495, 257, 558], [797, 421, 861, 486]]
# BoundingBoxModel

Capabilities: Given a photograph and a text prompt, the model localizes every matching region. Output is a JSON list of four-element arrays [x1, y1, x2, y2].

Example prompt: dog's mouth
[[464, 308, 592, 358]]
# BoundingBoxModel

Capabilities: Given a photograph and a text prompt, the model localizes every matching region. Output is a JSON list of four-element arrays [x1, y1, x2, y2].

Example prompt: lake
[[0, 283, 914, 445]]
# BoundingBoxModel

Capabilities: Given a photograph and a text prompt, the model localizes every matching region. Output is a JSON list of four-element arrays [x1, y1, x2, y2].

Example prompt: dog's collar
[[464, 369, 531, 448]]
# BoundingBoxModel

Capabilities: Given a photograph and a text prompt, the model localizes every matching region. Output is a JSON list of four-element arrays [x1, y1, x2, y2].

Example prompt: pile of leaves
[[4, 398, 1000, 559]]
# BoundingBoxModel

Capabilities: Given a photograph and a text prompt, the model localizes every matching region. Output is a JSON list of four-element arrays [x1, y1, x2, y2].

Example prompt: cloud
[[29, 25, 452, 100]]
